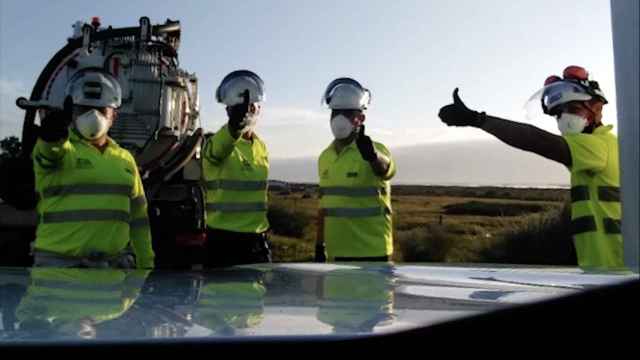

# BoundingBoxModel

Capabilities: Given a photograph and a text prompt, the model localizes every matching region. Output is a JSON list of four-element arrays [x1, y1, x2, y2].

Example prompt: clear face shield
[[216, 70, 265, 106], [321, 78, 371, 110], [523, 81, 593, 123]]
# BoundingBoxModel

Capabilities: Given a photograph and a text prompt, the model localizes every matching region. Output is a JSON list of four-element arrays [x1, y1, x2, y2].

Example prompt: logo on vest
[[76, 158, 94, 169], [347, 172, 358, 178], [321, 169, 329, 180]]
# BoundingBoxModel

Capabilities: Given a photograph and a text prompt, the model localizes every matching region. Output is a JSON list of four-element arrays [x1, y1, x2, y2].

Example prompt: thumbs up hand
[[438, 88, 486, 128]]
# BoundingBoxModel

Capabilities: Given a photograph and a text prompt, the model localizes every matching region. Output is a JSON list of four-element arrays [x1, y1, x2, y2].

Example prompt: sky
[[0, 0, 618, 162]]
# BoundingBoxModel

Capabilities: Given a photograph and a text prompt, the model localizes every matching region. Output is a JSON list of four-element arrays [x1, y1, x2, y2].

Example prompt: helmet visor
[[524, 81, 592, 120], [321, 78, 371, 109]]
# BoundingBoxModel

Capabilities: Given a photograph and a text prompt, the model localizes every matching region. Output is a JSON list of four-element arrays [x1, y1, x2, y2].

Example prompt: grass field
[[268, 185, 576, 265]]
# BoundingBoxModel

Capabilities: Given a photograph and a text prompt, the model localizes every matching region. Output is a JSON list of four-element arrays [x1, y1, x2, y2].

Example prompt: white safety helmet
[[529, 66, 608, 116], [322, 78, 371, 110], [541, 80, 593, 115], [215, 70, 265, 106], [65, 69, 122, 108]]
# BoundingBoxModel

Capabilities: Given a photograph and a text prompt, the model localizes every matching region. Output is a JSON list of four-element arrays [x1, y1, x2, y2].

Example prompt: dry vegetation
[[267, 185, 576, 265]]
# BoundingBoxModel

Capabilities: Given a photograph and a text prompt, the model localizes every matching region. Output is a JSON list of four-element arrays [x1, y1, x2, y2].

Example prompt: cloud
[[270, 140, 570, 187], [366, 124, 492, 148], [261, 106, 327, 127], [367, 128, 394, 136], [259, 120, 331, 159], [199, 105, 328, 134], [205, 107, 619, 160], [0, 78, 27, 138]]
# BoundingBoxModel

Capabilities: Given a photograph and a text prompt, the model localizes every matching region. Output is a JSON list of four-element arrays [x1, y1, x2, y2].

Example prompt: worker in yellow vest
[[439, 65, 622, 269], [32, 69, 154, 269], [316, 266, 395, 334], [16, 267, 148, 339], [202, 70, 271, 267], [194, 268, 266, 335], [316, 78, 397, 262]]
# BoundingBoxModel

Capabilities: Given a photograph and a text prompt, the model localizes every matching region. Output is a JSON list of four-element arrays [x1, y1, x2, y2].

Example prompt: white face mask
[[330, 115, 355, 139], [75, 109, 110, 140], [242, 113, 258, 133], [557, 113, 588, 135]]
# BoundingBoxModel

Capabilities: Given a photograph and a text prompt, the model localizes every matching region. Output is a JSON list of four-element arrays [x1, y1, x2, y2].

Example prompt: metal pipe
[[611, 0, 639, 272]]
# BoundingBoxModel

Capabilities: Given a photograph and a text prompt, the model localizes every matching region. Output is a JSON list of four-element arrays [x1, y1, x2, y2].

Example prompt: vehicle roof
[[0, 263, 635, 343]]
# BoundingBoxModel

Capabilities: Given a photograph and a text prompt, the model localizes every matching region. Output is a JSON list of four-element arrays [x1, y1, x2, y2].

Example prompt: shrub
[[396, 224, 458, 262], [481, 203, 577, 265], [443, 201, 548, 217], [267, 204, 310, 238], [269, 235, 314, 262]]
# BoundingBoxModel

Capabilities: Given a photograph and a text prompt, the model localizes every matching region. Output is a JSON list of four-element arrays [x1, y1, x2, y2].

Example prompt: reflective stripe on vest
[[28, 295, 121, 305], [570, 216, 621, 235], [570, 216, 597, 235], [206, 202, 267, 213], [570, 186, 621, 202], [319, 186, 385, 197], [602, 218, 621, 234], [206, 180, 268, 191], [130, 218, 150, 228], [41, 210, 130, 224], [570, 186, 590, 202], [34, 279, 123, 292], [43, 184, 132, 198], [324, 207, 384, 218], [598, 187, 620, 202]]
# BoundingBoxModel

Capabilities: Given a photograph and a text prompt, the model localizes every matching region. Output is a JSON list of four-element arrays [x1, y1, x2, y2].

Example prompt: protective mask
[[75, 109, 109, 140], [557, 113, 588, 135], [242, 113, 258, 133], [330, 115, 355, 139]]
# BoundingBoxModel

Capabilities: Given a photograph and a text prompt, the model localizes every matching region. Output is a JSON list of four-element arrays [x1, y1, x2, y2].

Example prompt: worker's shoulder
[[318, 143, 335, 160], [107, 139, 137, 164], [372, 140, 392, 155], [563, 130, 608, 146], [598, 126, 619, 145], [252, 134, 269, 150], [34, 137, 73, 153]]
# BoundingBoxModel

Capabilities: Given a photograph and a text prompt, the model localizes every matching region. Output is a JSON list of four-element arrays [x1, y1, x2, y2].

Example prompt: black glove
[[438, 88, 487, 128], [39, 97, 72, 142], [356, 125, 377, 162], [315, 242, 326, 263], [228, 89, 251, 133]]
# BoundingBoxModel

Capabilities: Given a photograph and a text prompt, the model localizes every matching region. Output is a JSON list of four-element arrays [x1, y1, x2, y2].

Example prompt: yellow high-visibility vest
[[564, 125, 623, 269], [202, 125, 269, 233], [318, 140, 396, 259], [32, 130, 154, 269]]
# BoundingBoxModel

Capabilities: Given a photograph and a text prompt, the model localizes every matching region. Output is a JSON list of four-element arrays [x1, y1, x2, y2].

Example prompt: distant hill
[[270, 140, 569, 187]]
